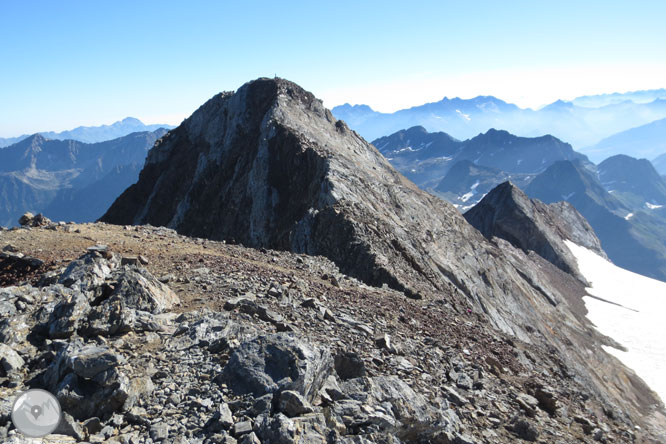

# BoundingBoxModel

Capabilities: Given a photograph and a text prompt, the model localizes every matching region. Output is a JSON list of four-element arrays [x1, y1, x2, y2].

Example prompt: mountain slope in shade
[[101, 78, 666, 431], [598, 155, 666, 214], [652, 153, 666, 175], [465, 181, 605, 280], [0, 117, 174, 147], [525, 160, 666, 281], [583, 118, 666, 163], [0, 129, 166, 226], [333, 94, 666, 148]]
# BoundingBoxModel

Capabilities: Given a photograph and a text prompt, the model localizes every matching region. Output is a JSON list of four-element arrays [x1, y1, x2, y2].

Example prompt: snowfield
[[566, 240, 666, 403]]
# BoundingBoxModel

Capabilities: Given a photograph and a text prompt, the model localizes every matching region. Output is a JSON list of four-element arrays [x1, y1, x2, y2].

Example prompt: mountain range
[[332, 89, 666, 150], [0, 129, 167, 226], [0, 117, 174, 147], [584, 117, 666, 163], [374, 125, 666, 282]]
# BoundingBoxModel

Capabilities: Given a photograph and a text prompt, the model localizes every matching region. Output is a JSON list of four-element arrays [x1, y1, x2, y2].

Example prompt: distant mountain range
[[333, 89, 666, 149], [371, 126, 588, 208], [0, 129, 167, 226], [374, 125, 666, 281], [571, 88, 666, 108], [0, 117, 174, 147], [583, 118, 666, 163]]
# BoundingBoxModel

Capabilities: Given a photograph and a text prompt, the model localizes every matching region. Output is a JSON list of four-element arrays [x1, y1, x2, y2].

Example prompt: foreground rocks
[[0, 224, 664, 442]]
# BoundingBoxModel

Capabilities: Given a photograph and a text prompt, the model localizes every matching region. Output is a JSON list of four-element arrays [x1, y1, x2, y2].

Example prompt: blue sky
[[1, 0, 665, 136]]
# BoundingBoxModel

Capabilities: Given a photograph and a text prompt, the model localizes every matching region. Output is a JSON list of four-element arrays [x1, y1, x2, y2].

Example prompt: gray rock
[[511, 418, 539, 441], [334, 352, 366, 381], [109, 268, 180, 314], [444, 386, 469, 406], [0, 343, 24, 374], [58, 252, 113, 295], [68, 345, 126, 379], [150, 422, 169, 441], [516, 393, 539, 417], [222, 333, 333, 403], [535, 386, 559, 415], [233, 421, 253, 437], [278, 390, 314, 417], [54, 412, 86, 441], [456, 373, 474, 390], [47, 290, 91, 339]]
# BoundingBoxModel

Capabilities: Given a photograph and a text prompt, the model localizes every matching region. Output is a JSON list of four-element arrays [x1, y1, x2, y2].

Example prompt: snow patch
[[625, 212, 634, 220], [646, 202, 663, 210], [460, 192, 475, 202], [470, 181, 480, 190], [455, 109, 471, 121], [565, 241, 666, 403]]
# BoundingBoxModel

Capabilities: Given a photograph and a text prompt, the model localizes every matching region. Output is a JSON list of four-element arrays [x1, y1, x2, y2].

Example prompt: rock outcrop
[[464, 181, 606, 280]]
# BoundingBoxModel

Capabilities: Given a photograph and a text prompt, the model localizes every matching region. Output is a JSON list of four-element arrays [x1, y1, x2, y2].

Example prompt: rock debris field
[[0, 222, 659, 443]]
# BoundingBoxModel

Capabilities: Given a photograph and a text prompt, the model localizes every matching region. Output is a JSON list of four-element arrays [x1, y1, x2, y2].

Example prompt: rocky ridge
[[0, 222, 664, 442], [464, 182, 606, 281], [99, 78, 665, 439]]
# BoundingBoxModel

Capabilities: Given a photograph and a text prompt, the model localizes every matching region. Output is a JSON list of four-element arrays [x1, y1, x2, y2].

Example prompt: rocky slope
[[0, 222, 665, 443]]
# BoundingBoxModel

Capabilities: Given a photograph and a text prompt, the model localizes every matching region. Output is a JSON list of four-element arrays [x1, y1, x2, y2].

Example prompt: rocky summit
[[0, 78, 663, 442]]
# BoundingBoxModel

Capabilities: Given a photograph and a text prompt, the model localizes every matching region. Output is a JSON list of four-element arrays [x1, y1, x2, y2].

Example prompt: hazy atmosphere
[[2, 0, 666, 136]]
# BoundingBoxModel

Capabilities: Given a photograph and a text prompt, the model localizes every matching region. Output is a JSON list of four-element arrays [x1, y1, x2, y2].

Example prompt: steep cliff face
[[101, 79, 665, 433]]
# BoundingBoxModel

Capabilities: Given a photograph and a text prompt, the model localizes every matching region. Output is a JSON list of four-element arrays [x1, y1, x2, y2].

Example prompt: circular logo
[[11, 389, 62, 437]]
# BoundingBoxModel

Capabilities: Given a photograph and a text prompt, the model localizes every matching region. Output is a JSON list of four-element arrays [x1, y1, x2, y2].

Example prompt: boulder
[[222, 333, 333, 403], [0, 343, 24, 375]]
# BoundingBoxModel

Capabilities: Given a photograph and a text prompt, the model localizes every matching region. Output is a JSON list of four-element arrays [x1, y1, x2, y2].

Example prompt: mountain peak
[[465, 180, 604, 278]]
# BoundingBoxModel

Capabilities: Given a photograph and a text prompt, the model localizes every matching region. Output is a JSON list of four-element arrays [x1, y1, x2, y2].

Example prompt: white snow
[[460, 192, 475, 202], [455, 109, 471, 121], [395, 146, 419, 153], [646, 202, 663, 210], [565, 240, 666, 403], [470, 181, 480, 191], [625, 212, 634, 220]]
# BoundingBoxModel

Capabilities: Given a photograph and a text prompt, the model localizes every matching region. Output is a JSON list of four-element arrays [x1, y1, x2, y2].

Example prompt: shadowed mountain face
[[525, 160, 666, 282], [0, 130, 166, 226], [101, 79, 665, 429], [598, 154, 666, 210], [654, 153, 666, 176]]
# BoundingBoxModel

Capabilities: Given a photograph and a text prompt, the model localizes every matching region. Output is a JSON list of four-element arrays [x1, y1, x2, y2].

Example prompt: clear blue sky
[[1, 0, 665, 136]]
